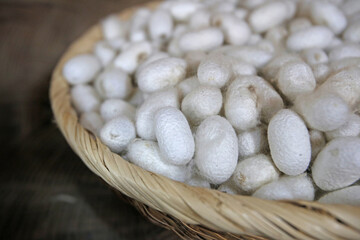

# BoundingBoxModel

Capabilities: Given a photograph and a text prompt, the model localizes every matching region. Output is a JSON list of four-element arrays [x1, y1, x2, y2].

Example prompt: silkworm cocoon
[[136, 88, 179, 140], [100, 116, 135, 153], [225, 80, 261, 131], [129, 8, 151, 42], [135, 52, 169, 78], [148, 10, 173, 42], [127, 88, 144, 108], [94, 41, 116, 67], [268, 109, 311, 175], [232, 154, 279, 194], [195, 116, 238, 184], [295, 91, 350, 131], [312, 137, 360, 191], [80, 111, 104, 136], [309, 130, 326, 160], [238, 126, 268, 159], [318, 67, 360, 108], [177, 76, 200, 98], [137, 57, 187, 93], [325, 114, 360, 140], [127, 139, 190, 182], [301, 48, 328, 65], [329, 57, 360, 73], [327, 37, 343, 51], [197, 53, 232, 88], [310, 1, 347, 35], [178, 28, 224, 52], [63, 54, 101, 85], [228, 75, 284, 124], [233, 8, 248, 19], [210, 1, 236, 13], [311, 63, 330, 84], [107, 37, 127, 50], [229, 58, 256, 77], [181, 85, 223, 126], [101, 15, 127, 40], [113, 41, 152, 74], [249, 1, 290, 33], [253, 173, 315, 201], [241, 0, 266, 10], [168, 0, 201, 22], [288, 18, 312, 33], [247, 34, 262, 46], [71, 85, 101, 113], [318, 186, 360, 206], [189, 9, 211, 30], [186, 174, 211, 188], [343, 21, 360, 43], [95, 68, 132, 99], [154, 107, 194, 165], [100, 99, 136, 122], [212, 14, 251, 46], [217, 182, 240, 195], [276, 61, 316, 101], [167, 39, 183, 58], [262, 54, 302, 83], [256, 40, 275, 54], [184, 51, 207, 75], [224, 46, 273, 68], [328, 43, 360, 61], [341, 0, 360, 16], [264, 26, 288, 52], [286, 26, 334, 51]]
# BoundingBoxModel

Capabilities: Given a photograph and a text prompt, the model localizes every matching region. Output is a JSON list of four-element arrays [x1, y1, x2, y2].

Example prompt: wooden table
[[0, 1, 178, 239]]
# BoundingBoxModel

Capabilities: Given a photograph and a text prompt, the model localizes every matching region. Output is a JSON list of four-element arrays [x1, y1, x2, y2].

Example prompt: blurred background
[[0, 0, 178, 239]]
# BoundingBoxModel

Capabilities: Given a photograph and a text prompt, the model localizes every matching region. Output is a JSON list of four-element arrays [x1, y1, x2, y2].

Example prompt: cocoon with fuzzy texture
[[268, 109, 311, 175], [71, 85, 101, 113], [95, 68, 133, 99], [318, 186, 360, 206], [154, 107, 194, 165], [63, 54, 101, 85], [100, 116, 136, 153], [100, 99, 136, 122], [312, 137, 360, 191], [195, 116, 238, 184]]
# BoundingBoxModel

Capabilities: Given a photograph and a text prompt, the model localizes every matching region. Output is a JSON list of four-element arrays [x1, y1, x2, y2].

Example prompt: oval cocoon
[[268, 109, 311, 175], [155, 107, 195, 165]]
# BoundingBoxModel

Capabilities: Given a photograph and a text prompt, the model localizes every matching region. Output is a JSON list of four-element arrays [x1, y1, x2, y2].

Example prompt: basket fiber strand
[[50, 2, 360, 239]]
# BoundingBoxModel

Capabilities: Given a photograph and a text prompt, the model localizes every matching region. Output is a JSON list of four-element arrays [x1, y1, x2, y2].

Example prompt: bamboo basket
[[50, 2, 360, 239]]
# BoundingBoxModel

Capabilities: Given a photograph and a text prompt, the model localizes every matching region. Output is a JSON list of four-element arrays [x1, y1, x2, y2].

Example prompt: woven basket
[[50, 2, 360, 239]]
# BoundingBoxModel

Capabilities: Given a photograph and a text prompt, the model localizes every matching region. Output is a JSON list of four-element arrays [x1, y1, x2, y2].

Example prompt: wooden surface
[[0, 0, 178, 239]]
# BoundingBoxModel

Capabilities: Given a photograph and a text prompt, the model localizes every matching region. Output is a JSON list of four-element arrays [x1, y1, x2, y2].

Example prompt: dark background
[[0, 0, 178, 239]]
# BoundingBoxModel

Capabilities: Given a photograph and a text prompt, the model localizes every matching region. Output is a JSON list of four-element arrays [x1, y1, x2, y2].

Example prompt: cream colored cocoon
[[154, 107, 194, 165], [195, 116, 238, 184], [312, 137, 360, 191], [268, 109, 311, 176]]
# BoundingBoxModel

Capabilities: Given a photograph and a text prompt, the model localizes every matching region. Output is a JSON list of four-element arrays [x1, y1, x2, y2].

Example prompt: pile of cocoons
[[63, 0, 360, 205]]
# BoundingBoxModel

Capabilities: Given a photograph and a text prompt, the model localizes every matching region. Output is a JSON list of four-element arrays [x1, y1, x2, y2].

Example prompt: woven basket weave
[[50, 2, 360, 239]]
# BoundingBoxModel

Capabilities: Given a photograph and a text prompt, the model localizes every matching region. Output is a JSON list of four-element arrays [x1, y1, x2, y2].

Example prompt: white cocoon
[[137, 57, 187, 93], [100, 99, 136, 122], [312, 137, 360, 191], [268, 109, 311, 175], [100, 116, 136, 153], [253, 173, 315, 201], [95, 68, 133, 99], [63, 54, 101, 85], [318, 186, 360, 206], [154, 107, 194, 165], [127, 139, 190, 182], [181, 85, 223, 126], [195, 116, 238, 184], [232, 154, 279, 194]]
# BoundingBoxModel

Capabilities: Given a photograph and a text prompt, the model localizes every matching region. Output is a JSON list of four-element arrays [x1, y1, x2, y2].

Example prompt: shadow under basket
[[50, 2, 360, 239]]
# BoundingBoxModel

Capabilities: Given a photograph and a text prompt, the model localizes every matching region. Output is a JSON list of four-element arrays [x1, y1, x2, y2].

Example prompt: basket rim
[[50, 2, 360, 239]]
